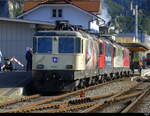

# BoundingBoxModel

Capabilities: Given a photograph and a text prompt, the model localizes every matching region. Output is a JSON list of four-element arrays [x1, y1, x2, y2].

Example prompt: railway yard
[[0, 0, 150, 114], [0, 69, 149, 113]]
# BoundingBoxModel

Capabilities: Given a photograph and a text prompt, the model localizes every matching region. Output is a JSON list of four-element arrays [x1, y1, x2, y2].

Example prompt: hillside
[[105, 0, 150, 35]]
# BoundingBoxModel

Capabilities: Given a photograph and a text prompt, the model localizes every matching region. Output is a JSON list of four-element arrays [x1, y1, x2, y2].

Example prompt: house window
[[52, 9, 63, 17], [58, 9, 62, 17], [52, 9, 56, 17]]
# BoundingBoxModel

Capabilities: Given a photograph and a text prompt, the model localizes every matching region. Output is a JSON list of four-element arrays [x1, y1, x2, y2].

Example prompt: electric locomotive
[[32, 21, 131, 92]]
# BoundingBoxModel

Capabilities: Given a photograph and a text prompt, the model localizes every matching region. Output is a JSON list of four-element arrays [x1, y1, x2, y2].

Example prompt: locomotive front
[[32, 31, 86, 92]]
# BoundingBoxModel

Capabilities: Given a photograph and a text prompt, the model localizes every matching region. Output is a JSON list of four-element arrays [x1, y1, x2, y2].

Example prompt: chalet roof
[[22, 0, 101, 14]]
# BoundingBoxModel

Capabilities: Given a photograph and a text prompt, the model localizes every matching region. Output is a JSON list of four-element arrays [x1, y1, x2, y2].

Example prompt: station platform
[[0, 72, 32, 88], [0, 71, 32, 97], [131, 68, 150, 82], [133, 68, 150, 76]]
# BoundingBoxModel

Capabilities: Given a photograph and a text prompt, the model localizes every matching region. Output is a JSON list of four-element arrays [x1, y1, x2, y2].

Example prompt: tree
[[9, 0, 24, 18]]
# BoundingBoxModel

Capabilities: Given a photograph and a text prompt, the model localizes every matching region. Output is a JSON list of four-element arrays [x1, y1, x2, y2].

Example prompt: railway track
[[39, 83, 142, 113], [121, 86, 150, 113], [0, 77, 129, 113], [0, 76, 149, 113], [38, 82, 149, 113], [93, 83, 150, 113]]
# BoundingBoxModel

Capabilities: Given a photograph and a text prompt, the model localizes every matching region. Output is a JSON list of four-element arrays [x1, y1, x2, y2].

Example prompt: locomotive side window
[[37, 38, 52, 53], [114, 48, 116, 56], [75, 38, 82, 53], [81, 39, 83, 53], [123, 50, 126, 58], [33, 37, 37, 53], [99, 43, 103, 55]]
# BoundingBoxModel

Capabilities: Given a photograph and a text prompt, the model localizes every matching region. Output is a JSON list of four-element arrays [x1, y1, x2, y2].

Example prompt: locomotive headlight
[[36, 64, 44, 69], [66, 65, 73, 69]]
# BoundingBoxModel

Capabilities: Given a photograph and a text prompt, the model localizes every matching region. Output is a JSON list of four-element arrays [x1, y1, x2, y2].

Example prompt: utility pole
[[135, 5, 138, 42], [130, 1, 139, 42]]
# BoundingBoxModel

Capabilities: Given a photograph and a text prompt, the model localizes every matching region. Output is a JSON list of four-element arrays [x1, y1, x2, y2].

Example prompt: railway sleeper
[[68, 97, 93, 105]]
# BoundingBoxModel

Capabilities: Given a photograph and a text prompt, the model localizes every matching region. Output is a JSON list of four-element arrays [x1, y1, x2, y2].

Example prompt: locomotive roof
[[34, 31, 83, 37], [34, 31, 127, 50], [34, 30, 99, 40]]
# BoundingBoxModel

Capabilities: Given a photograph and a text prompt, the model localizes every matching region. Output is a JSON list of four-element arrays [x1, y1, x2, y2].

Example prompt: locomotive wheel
[[120, 72, 123, 78], [95, 76, 99, 84], [110, 73, 114, 80], [116, 72, 120, 79], [123, 72, 126, 77], [91, 77, 96, 85], [88, 78, 92, 86], [85, 78, 89, 87], [102, 75, 107, 83], [79, 79, 84, 89], [102, 79, 106, 83], [98, 75, 102, 83], [82, 79, 87, 88], [128, 71, 132, 77], [74, 86, 79, 91], [104, 74, 109, 81]]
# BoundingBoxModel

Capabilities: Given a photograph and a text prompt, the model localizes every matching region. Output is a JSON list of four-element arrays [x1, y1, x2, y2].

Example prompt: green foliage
[[10, 0, 24, 18], [106, 0, 150, 34], [14, 7, 22, 17], [105, 0, 124, 19], [117, 16, 134, 33], [143, 17, 150, 34]]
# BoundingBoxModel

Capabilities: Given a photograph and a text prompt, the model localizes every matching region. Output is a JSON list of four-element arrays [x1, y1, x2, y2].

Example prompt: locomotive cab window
[[59, 38, 82, 53], [37, 38, 52, 53]]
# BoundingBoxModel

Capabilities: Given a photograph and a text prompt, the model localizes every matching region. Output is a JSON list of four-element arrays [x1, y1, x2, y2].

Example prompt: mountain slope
[[105, 0, 150, 34]]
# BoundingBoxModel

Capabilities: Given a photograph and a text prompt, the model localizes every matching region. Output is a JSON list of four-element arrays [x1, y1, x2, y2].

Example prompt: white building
[[0, 17, 51, 69], [17, 0, 104, 33]]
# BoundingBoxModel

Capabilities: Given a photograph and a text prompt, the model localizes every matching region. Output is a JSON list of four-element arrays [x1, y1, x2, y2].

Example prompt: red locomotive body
[[98, 41, 105, 69], [123, 48, 130, 68]]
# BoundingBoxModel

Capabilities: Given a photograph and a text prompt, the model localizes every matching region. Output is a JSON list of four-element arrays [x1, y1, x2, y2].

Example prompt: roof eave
[[0, 17, 53, 25]]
